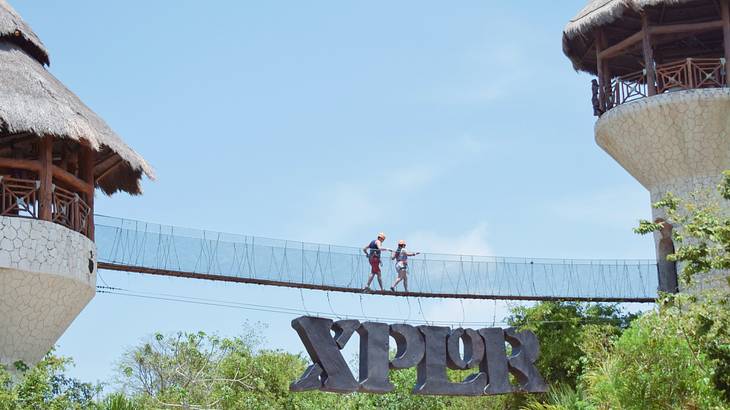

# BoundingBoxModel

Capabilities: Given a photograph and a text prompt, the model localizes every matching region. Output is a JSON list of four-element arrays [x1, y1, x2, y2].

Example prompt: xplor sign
[[290, 316, 548, 396]]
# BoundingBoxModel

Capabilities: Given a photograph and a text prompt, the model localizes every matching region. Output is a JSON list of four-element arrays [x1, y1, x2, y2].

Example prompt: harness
[[368, 240, 381, 258], [395, 248, 408, 270], [395, 249, 408, 263]]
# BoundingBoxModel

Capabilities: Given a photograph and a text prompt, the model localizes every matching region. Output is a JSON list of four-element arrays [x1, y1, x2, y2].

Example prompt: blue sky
[[15, 1, 655, 385]]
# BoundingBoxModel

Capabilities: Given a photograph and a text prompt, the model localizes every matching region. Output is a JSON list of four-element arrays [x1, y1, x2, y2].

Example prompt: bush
[[508, 302, 634, 388], [583, 306, 725, 409]]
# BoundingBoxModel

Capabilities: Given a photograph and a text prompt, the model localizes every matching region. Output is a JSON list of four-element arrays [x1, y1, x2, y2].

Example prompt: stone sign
[[290, 316, 548, 396]]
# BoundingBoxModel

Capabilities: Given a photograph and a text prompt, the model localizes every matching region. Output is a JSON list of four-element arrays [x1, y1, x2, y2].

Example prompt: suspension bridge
[[94, 215, 658, 303]]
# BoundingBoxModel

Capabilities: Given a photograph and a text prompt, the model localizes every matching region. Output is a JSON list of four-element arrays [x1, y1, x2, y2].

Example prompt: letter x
[[290, 316, 360, 393]]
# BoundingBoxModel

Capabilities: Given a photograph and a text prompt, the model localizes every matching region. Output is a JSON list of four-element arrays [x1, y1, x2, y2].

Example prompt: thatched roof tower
[[0, 0, 153, 198], [562, 0, 730, 294], [0, 0, 156, 368]]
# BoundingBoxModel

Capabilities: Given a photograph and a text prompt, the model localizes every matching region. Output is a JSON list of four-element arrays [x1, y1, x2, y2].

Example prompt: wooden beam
[[0, 157, 40, 172], [93, 152, 116, 168], [52, 165, 93, 195], [0, 132, 35, 147], [0, 156, 91, 195], [79, 146, 95, 240], [95, 156, 123, 182], [642, 14, 657, 96], [659, 4, 667, 24], [94, 153, 123, 179], [595, 29, 607, 110], [595, 29, 613, 111], [722, 0, 730, 84], [38, 136, 52, 221], [599, 20, 724, 61], [67, 146, 79, 176], [600, 30, 644, 60], [650, 20, 723, 36]]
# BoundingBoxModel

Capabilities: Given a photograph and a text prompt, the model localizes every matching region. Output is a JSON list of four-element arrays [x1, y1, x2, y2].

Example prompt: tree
[[507, 302, 634, 389], [634, 171, 730, 400], [635, 170, 730, 288], [114, 326, 512, 409], [581, 304, 726, 409], [0, 353, 100, 410]]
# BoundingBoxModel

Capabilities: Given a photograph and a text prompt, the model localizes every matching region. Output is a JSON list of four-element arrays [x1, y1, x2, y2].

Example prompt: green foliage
[[523, 384, 593, 410], [632, 170, 730, 402], [99, 393, 139, 410], [669, 293, 730, 403], [507, 302, 634, 388], [0, 353, 100, 410], [114, 326, 510, 409], [634, 174, 730, 286], [582, 304, 725, 409]]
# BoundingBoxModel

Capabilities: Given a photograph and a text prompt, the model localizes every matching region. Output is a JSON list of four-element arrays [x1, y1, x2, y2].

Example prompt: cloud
[[431, 42, 531, 104], [422, 298, 525, 327], [294, 136, 491, 244], [300, 183, 382, 243], [545, 185, 651, 228], [406, 222, 492, 256], [457, 134, 487, 156], [390, 164, 439, 191], [298, 163, 441, 242]]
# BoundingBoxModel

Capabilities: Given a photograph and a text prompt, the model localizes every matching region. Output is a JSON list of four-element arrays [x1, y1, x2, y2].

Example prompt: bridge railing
[[94, 215, 658, 302]]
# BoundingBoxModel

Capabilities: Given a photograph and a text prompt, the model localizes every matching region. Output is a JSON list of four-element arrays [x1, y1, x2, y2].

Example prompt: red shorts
[[369, 256, 381, 274]]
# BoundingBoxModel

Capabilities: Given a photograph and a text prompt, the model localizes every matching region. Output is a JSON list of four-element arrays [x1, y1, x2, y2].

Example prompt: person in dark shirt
[[362, 232, 387, 291]]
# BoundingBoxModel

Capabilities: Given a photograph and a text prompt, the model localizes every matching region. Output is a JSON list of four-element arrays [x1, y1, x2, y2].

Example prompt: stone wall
[[595, 89, 730, 295], [0, 216, 96, 367]]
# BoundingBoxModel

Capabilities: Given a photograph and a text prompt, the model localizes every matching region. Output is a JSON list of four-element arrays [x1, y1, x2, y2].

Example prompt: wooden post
[[79, 145, 95, 240], [595, 29, 608, 110], [38, 136, 53, 221], [721, 0, 730, 85], [642, 13, 657, 95]]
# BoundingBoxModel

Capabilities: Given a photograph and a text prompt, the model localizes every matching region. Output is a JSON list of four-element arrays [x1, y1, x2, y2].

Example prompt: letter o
[[446, 328, 484, 370]]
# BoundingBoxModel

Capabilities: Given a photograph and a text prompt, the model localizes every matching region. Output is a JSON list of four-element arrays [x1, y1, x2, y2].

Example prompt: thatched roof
[[563, 0, 717, 75], [0, 0, 48, 66], [564, 0, 694, 40], [0, 1, 154, 195]]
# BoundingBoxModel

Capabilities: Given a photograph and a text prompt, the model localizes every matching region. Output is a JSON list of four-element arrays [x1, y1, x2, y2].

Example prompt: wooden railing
[[594, 58, 727, 115], [52, 184, 92, 238], [0, 177, 39, 219], [0, 176, 91, 237]]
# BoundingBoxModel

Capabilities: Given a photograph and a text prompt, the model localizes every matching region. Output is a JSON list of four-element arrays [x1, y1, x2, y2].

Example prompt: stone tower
[[0, 1, 154, 367], [563, 0, 730, 294]]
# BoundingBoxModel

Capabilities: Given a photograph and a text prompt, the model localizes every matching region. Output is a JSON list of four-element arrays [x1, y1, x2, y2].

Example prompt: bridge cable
[[417, 297, 429, 326], [459, 299, 466, 328], [359, 294, 369, 321], [299, 289, 310, 316], [492, 299, 498, 327], [326, 291, 341, 320], [95, 286, 640, 327]]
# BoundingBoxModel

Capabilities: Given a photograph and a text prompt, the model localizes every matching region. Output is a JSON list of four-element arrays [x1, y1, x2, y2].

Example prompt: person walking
[[390, 240, 419, 292], [363, 232, 387, 292]]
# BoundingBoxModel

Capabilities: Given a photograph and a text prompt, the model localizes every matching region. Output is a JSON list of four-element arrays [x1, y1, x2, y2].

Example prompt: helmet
[[377, 232, 386, 240], [398, 240, 406, 246]]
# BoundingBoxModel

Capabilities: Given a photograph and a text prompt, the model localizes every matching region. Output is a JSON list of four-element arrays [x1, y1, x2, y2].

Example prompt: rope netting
[[95, 215, 658, 302]]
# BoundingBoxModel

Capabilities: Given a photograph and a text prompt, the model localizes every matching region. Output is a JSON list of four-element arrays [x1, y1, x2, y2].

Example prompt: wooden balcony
[[0, 176, 92, 238], [594, 58, 727, 115]]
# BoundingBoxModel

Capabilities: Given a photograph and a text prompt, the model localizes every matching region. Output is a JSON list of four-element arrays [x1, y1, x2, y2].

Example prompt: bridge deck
[[95, 215, 658, 303]]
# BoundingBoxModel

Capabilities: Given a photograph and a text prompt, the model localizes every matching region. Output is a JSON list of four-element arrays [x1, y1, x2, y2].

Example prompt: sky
[[14, 1, 657, 386]]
